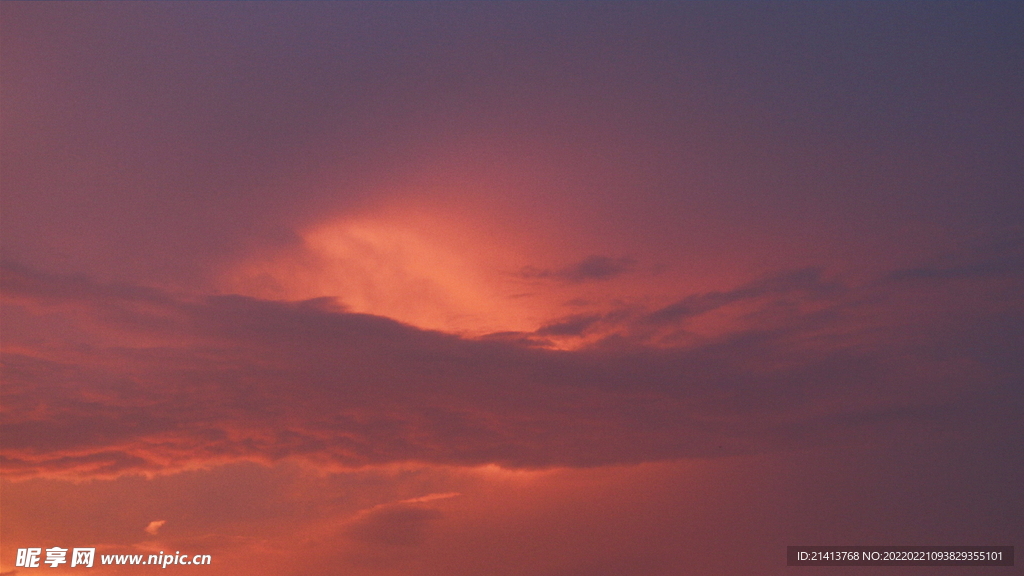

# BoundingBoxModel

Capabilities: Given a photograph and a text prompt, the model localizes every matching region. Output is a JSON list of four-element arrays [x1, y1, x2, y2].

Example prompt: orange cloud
[[144, 520, 166, 535]]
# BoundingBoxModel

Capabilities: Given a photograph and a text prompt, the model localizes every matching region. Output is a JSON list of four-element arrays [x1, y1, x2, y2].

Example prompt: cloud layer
[[3, 252, 1020, 479]]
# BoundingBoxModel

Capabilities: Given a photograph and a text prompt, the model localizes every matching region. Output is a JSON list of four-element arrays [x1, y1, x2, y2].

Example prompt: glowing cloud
[[223, 215, 539, 335], [145, 520, 166, 535]]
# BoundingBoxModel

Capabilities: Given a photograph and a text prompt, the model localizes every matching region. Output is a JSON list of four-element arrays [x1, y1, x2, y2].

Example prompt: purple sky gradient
[[2, 3, 1021, 575]]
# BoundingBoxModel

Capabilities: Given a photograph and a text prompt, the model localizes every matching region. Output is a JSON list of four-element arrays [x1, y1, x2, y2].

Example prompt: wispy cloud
[[518, 256, 636, 283], [645, 267, 844, 324]]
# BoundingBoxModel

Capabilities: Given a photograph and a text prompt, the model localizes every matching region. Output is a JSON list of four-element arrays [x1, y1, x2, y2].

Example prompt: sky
[[1, 2, 1022, 575]]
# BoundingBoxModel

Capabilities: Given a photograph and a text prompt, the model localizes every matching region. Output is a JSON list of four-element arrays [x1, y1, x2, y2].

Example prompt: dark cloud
[[535, 314, 603, 337], [2, 260, 1019, 479], [519, 256, 636, 283], [645, 267, 845, 324]]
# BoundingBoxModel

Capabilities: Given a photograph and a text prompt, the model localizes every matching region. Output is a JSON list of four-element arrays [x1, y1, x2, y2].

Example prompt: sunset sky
[[1, 2, 1022, 575]]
